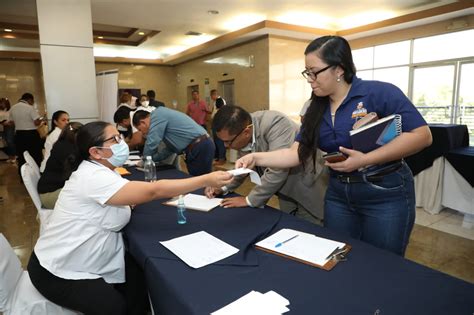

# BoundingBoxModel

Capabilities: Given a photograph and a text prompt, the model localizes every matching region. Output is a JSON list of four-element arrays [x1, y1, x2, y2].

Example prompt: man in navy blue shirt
[[133, 108, 214, 176]]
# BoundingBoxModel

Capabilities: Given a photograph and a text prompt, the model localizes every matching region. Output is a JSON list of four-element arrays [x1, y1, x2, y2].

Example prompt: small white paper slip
[[160, 231, 239, 269], [166, 194, 223, 212], [227, 168, 262, 185], [211, 290, 289, 315], [128, 155, 142, 160]]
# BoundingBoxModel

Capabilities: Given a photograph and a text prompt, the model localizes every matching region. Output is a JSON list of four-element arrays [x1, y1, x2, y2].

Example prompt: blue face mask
[[99, 140, 129, 167]]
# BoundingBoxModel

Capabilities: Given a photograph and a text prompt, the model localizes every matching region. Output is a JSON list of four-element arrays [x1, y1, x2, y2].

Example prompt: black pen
[[325, 247, 342, 260]]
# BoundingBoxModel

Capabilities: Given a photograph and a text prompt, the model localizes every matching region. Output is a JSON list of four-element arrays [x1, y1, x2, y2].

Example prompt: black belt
[[186, 134, 209, 152], [336, 161, 403, 184]]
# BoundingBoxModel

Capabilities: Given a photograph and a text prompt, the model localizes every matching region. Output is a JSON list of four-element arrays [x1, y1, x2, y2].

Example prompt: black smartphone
[[322, 152, 347, 163]]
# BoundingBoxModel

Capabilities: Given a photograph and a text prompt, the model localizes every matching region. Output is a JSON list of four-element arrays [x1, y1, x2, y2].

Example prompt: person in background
[[113, 107, 133, 142], [28, 121, 232, 315], [186, 90, 211, 130], [0, 98, 16, 163], [37, 122, 82, 209], [139, 94, 148, 107], [207, 105, 327, 224], [133, 108, 215, 176], [117, 93, 136, 110], [8, 93, 45, 175], [236, 35, 432, 256], [147, 90, 165, 108], [209, 89, 227, 165], [127, 96, 155, 152], [40, 110, 70, 173], [123, 90, 138, 109]]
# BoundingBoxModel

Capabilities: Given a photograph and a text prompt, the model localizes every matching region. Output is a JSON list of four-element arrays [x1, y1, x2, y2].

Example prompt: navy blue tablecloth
[[124, 168, 474, 315], [446, 146, 474, 187], [405, 124, 469, 175]]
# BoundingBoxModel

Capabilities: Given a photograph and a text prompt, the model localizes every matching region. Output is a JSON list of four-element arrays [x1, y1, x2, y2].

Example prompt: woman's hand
[[324, 146, 367, 172], [235, 154, 256, 169], [205, 171, 233, 188]]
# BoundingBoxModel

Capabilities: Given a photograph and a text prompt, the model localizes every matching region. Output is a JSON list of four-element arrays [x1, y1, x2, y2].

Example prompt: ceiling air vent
[[185, 31, 202, 36]]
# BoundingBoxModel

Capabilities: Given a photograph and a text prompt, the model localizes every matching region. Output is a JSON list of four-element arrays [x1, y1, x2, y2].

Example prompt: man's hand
[[204, 186, 223, 198], [221, 196, 248, 208]]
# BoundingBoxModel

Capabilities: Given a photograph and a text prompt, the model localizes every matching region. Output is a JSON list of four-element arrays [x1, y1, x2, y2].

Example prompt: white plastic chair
[[20, 162, 53, 235], [23, 151, 40, 178], [0, 234, 80, 315]]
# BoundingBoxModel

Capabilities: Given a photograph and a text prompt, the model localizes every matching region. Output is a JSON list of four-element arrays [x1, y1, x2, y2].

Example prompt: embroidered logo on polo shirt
[[351, 102, 367, 120]]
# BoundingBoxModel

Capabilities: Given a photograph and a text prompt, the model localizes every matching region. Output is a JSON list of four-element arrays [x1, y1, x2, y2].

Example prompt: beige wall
[[0, 60, 46, 114], [174, 37, 270, 114], [95, 63, 176, 107], [268, 36, 312, 121]]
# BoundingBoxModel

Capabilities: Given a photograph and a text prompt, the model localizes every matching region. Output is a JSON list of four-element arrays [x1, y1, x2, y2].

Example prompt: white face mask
[[141, 101, 149, 107]]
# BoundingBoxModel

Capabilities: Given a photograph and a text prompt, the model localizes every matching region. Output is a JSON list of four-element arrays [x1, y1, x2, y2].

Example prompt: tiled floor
[[1, 159, 473, 286]]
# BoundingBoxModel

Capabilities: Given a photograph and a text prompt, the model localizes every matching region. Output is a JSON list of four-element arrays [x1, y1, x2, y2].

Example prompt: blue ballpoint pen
[[275, 235, 299, 248]]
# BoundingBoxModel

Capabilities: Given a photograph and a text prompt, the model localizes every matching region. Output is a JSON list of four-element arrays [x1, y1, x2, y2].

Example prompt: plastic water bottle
[[177, 195, 187, 224], [144, 156, 156, 182]]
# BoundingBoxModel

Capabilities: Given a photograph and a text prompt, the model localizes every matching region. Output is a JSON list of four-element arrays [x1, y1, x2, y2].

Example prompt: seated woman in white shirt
[[27, 121, 233, 315], [39, 110, 69, 172]]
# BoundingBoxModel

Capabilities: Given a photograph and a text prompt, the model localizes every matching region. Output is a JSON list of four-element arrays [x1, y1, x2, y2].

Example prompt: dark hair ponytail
[[76, 121, 111, 162], [50, 110, 68, 133], [298, 35, 356, 170]]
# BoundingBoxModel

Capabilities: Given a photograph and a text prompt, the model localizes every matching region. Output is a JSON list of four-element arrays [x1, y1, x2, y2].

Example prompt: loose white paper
[[166, 194, 223, 211], [255, 228, 346, 266], [160, 231, 239, 269], [211, 290, 290, 315], [124, 160, 140, 166], [227, 168, 262, 185], [128, 155, 142, 160]]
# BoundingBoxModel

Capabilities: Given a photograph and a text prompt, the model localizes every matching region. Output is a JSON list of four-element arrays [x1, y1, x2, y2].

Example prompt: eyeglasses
[[223, 124, 253, 146], [103, 134, 124, 144], [301, 65, 334, 81]]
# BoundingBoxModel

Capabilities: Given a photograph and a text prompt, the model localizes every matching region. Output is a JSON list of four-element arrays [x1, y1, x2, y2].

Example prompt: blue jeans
[[212, 128, 226, 160], [324, 162, 415, 256], [184, 137, 215, 176]]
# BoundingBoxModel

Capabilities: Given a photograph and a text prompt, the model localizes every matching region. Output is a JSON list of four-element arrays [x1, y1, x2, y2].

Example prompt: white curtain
[[96, 70, 118, 123]]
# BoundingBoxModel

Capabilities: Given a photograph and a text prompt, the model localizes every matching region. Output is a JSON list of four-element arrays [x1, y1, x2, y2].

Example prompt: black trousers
[[27, 251, 148, 315], [15, 129, 43, 176]]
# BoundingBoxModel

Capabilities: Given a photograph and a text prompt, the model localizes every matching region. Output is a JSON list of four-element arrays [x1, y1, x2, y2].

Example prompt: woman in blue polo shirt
[[236, 35, 432, 256]]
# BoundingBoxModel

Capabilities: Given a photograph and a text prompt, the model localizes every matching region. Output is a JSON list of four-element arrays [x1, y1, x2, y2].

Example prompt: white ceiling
[[0, 0, 471, 63]]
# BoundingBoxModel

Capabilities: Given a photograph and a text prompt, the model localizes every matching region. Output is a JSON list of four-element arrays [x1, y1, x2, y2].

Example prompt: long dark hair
[[76, 121, 111, 162], [50, 110, 69, 133], [298, 36, 356, 169], [57, 122, 83, 179]]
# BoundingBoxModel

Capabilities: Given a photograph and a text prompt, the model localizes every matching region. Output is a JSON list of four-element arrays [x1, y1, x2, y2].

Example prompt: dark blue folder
[[350, 114, 401, 153]]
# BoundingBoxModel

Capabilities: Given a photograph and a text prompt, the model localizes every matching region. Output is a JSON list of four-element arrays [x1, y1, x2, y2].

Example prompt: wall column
[[36, 0, 98, 123]]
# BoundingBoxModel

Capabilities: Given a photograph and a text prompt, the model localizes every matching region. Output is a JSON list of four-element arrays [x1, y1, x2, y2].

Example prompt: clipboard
[[254, 228, 351, 271], [255, 244, 351, 271]]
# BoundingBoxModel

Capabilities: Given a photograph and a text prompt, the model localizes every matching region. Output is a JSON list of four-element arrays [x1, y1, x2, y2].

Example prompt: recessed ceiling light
[[98, 36, 104, 39], [138, 31, 145, 36], [4, 29, 12, 32], [208, 10, 219, 15]]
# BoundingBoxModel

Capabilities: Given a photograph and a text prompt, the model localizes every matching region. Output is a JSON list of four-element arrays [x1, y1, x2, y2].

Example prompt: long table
[[405, 124, 469, 175], [124, 168, 474, 315], [405, 124, 470, 214]]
